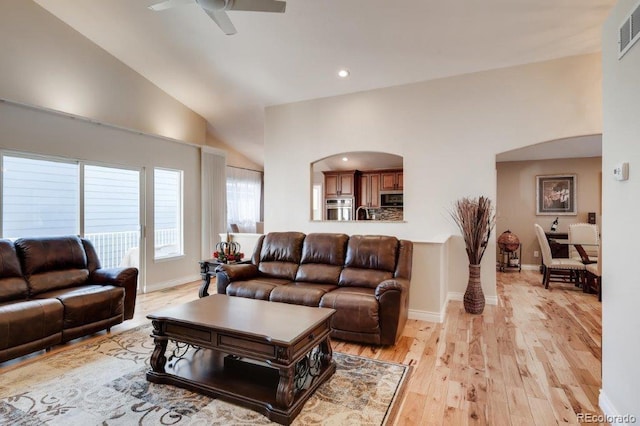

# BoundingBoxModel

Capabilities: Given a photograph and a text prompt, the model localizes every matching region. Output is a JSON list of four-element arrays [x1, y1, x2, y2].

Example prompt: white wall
[[0, 101, 202, 292], [0, 1, 260, 293], [265, 53, 602, 317], [0, 1, 210, 291], [207, 133, 263, 171], [0, 0, 206, 145], [601, 1, 640, 419]]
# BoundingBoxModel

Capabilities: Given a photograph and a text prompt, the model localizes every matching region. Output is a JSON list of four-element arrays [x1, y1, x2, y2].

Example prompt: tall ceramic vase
[[463, 264, 485, 314]]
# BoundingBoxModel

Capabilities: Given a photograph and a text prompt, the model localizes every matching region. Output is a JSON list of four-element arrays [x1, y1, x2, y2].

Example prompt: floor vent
[[619, 0, 640, 59]]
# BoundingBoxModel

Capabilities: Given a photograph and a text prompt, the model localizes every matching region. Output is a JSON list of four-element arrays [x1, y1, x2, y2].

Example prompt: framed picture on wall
[[536, 174, 577, 215]]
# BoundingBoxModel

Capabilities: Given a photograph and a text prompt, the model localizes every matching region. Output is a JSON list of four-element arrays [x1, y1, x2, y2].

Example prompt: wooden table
[[545, 232, 569, 258], [146, 295, 336, 425], [198, 258, 250, 297]]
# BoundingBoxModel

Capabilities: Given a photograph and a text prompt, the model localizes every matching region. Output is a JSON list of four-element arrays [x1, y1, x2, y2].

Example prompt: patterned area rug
[[0, 325, 410, 425]]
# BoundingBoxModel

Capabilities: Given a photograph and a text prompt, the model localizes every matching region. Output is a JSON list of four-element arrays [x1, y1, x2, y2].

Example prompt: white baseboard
[[144, 274, 200, 293], [521, 264, 541, 271], [447, 292, 498, 306], [410, 293, 500, 325], [497, 264, 539, 271], [598, 389, 638, 425], [408, 309, 443, 323]]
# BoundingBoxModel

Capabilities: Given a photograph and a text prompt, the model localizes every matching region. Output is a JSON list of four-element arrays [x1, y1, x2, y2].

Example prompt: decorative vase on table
[[450, 196, 495, 314]]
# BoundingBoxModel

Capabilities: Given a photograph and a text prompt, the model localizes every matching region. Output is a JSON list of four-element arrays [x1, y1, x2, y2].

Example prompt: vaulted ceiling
[[35, 0, 615, 164]]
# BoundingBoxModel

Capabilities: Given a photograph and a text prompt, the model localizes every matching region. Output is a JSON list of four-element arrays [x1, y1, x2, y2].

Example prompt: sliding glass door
[[1, 153, 143, 290], [84, 165, 141, 272]]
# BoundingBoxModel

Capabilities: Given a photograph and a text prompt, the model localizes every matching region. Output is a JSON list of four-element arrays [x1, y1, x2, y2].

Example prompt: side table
[[498, 244, 522, 272], [199, 259, 250, 298]]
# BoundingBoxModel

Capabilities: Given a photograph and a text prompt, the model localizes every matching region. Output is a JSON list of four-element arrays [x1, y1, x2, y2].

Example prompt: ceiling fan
[[148, 0, 286, 35]]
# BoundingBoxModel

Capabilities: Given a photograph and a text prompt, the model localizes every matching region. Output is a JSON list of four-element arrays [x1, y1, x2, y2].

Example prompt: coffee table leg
[[320, 336, 333, 367], [276, 366, 295, 408], [275, 337, 334, 409], [150, 321, 168, 373]]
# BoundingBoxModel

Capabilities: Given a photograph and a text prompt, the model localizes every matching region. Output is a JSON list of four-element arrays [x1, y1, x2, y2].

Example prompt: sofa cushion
[[339, 268, 393, 289], [227, 277, 290, 300], [339, 235, 398, 288], [344, 235, 398, 271], [35, 285, 124, 330], [28, 270, 90, 296], [300, 233, 348, 265], [320, 287, 380, 334], [295, 233, 348, 284], [0, 240, 29, 302], [15, 236, 89, 295], [258, 232, 305, 280], [269, 282, 338, 306], [0, 298, 63, 350], [296, 264, 343, 284]]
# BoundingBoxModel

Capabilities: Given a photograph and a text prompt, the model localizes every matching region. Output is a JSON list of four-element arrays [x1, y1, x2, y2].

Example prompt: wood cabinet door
[[359, 174, 370, 206], [396, 172, 403, 190], [324, 174, 339, 197], [369, 173, 380, 206], [381, 170, 403, 190], [381, 172, 397, 190], [360, 173, 380, 206], [338, 173, 354, 196]]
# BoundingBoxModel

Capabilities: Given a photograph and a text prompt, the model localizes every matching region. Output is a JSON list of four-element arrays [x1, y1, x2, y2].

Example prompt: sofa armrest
[[375, 278, 410, 345], [375, 278, 409, 298], [92, 267, 138, 320], [215, 263, 259, 295]]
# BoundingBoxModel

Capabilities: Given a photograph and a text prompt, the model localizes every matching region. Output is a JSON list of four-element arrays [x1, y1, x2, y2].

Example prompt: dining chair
[[585, 242, 602, 301], [568, 223, 599, 263], [230, 223, 240, 233], [534, 224, 586, 289]]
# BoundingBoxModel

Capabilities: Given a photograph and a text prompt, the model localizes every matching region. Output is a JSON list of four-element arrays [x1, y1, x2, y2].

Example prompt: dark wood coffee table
[[146, 294, 336, 425]]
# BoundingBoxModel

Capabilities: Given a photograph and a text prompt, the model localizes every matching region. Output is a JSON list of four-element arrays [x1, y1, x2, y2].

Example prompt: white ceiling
[[34, 0, 615, 165]]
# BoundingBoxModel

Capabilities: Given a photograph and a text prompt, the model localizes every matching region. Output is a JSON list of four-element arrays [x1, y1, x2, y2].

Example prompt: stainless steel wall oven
[[325, 198, 353, 221]]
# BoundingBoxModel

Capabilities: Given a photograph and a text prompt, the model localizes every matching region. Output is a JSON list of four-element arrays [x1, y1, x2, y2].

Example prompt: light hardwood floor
[[0, 270, 603, 425]]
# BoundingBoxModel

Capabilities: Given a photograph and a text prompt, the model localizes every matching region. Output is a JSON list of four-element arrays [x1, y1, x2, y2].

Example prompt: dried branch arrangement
[[450, 196, 496, 265]]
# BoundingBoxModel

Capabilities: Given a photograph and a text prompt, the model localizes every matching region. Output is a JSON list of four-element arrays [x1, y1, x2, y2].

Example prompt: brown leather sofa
[[0, 236, 138, 363], [208, 232, 413, 345]]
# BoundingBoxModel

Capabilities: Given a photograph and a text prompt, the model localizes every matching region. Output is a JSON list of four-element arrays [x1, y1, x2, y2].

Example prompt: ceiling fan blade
[[229, 0, 286, 13], [204, 9, 237, 35], [148, 0, 193, 11]]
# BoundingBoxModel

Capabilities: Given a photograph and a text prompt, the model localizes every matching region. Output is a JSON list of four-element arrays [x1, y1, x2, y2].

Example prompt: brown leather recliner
[[0, 236, 138, 363], [211, 232, 412, 346]]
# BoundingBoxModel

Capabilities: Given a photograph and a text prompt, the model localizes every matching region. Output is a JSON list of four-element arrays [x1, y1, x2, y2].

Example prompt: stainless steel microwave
[[380, 192, 403, 207]]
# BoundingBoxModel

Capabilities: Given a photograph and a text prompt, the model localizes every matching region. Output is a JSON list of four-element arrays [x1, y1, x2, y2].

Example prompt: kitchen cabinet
[[323, 171, 357, 198], [380, 170, 403, 191], [359, 173, 380, 207]]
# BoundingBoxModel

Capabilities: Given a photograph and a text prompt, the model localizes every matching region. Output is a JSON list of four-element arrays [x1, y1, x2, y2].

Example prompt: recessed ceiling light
[[342, 157, 349, 162], [337, 69, 350, 78]]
